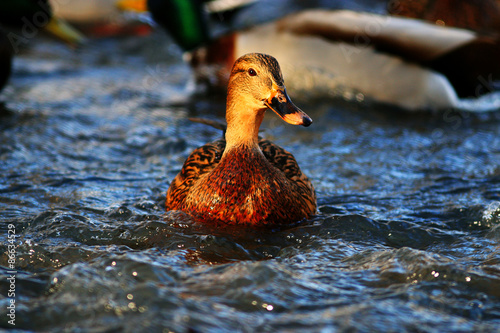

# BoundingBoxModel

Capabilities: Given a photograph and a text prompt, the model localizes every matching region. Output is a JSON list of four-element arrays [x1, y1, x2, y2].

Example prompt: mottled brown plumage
[[166, 53, 316, 226]]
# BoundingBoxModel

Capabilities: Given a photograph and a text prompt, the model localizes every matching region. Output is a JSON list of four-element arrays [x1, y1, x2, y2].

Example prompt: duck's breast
[[185, 146, 314, 225]]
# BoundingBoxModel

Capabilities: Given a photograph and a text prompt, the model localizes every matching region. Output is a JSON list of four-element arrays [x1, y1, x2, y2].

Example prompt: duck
[[119, 0, 500, 111], [166, 53, 316, 226], [0, 0, 84, 93]]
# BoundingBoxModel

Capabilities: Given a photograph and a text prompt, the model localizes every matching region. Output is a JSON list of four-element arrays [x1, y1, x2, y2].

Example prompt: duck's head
[[117, 0, 209, 51], [227, 53, 312, 128]]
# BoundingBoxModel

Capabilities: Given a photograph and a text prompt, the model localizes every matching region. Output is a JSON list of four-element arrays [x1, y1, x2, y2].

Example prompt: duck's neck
[[224, 94, 265, 153]]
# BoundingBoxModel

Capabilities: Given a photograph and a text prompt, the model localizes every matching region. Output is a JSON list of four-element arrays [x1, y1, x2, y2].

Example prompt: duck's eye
[[248, 68, 257, 76]]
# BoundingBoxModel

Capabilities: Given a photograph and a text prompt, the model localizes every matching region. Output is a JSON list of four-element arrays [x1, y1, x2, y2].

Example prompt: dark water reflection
[[0, 29, 500, 332]]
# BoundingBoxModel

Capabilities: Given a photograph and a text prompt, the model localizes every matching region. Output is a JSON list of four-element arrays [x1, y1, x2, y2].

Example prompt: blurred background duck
[[119, 0, 500, 111], [0, 0, 84, 94]]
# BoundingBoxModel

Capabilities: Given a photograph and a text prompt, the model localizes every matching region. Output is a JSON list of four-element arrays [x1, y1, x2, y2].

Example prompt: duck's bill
[[43, 17, 86, 46], [265, 88, 312, 127]]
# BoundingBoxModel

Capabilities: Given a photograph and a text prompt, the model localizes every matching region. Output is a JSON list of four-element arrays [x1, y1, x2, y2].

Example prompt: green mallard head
[[147, 0, 210, 51], [118, 0, 255, 51]]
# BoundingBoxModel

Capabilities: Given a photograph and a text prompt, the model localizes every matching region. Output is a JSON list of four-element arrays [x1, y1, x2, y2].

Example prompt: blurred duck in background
[[118, 0, 500, 111], [0, 0, 84, 94], [48, 0, 151, 36]]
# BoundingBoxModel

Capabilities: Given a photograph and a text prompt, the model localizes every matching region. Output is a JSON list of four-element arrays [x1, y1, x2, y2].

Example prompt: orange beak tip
[[283, 113, 313, 127]]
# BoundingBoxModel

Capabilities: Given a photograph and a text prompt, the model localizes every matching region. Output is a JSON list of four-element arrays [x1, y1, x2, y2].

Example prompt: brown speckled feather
[[166, 138, 316, 226], [166, 139, 225, 210]]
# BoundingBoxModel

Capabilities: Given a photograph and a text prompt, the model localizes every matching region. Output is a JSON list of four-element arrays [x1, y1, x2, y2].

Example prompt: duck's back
[[166, 138, 316, 226]]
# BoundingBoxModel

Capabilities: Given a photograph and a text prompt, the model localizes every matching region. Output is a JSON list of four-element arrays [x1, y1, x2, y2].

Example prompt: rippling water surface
[[1, 26, 500, 332]]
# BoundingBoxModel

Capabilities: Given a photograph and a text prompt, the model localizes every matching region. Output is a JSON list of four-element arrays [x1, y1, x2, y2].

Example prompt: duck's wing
[[166, 139, 225, 210], [259, 138, 317, 207]]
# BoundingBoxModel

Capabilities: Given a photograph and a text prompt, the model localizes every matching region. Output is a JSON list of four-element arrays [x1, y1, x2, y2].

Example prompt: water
[[1, 28, 500, 332]]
